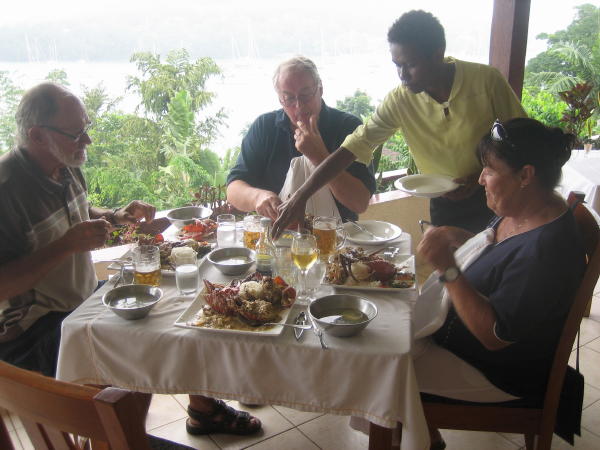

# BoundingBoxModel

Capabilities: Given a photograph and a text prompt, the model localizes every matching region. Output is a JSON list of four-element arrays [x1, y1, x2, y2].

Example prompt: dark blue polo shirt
[[227, 101, 376, 221]]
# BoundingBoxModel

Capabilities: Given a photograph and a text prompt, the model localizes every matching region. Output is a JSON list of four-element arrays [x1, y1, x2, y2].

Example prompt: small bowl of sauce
[[207, 247, 256, 276]]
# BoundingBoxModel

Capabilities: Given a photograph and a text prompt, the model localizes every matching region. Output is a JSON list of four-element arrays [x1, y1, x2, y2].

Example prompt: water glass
[[132, 245, 161, 286], [273, 247, 297, 286], [217, 214, 236, 248], [305, 259, 326, 301], [175, 251, 198, 296]]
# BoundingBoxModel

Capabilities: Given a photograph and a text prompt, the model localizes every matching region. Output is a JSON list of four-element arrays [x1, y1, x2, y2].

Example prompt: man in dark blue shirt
[[227, 56, 376, 221]]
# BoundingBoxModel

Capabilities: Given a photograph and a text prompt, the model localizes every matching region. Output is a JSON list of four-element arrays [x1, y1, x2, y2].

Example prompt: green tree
[[521, 88, 567, 129], [0, 71, 22, 153], [525, 4, 599, 98], [45, 69, 70, 86], [336, 89, 375, 120]]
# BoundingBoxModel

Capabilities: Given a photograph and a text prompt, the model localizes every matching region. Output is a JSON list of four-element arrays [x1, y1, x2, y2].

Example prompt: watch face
[[441, 266, 460, 282]]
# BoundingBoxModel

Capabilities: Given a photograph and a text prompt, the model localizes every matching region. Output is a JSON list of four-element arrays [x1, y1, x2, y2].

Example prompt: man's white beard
[[48, 137, 87, 168]]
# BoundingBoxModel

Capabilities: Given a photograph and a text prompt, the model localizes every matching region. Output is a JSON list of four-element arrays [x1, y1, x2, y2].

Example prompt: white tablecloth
[[57, 234, 429, 450], [558, 150, 600, 216]]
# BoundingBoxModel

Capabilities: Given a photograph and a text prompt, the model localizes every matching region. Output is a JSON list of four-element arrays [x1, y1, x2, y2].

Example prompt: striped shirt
[[0, 148, 97, 342]]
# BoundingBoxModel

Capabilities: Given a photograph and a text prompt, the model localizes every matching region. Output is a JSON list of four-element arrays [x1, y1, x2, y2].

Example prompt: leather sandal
[[186, 400, 262, 436]]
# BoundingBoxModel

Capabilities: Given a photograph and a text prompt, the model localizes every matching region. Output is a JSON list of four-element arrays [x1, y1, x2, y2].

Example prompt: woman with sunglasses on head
[[410, 117, 586, 448]]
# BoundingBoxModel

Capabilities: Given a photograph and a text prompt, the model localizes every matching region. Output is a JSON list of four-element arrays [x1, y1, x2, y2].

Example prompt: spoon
[[347, 220, 384, 241]]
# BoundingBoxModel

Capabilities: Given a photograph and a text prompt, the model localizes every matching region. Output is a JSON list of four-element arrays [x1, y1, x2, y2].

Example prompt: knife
[[294, 312, 307, 341]]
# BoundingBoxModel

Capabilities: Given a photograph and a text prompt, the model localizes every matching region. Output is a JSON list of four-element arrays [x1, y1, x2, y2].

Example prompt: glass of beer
[[312, 216, 346, 260], [132, 245, 161, 286], [291, 232, 319, 303], [243, 215, 262, 250]]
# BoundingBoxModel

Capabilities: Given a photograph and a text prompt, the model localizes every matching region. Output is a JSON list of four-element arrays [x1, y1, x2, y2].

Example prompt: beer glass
[[312, 216, 346, 260], [132, 245, 161, 286], [243, 215, 262, 250]]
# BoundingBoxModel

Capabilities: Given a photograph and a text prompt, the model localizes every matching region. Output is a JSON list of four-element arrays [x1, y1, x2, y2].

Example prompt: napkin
[[413, 228, 495, 339], [279, 156, 341, 219]]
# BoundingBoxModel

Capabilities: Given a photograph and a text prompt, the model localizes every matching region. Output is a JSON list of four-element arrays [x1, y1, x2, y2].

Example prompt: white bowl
[[207, 247, 256, 276], [343, 220, 402, 245], [309, 294, 377, 337]]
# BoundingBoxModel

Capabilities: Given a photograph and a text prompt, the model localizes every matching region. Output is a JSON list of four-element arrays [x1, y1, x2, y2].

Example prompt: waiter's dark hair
[[387, 10, 446, 56], [477, 117, 576, 190]]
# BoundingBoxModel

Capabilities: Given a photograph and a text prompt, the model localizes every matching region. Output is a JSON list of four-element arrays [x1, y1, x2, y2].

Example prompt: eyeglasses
[[490, 119, 517, 150], [39, 123, 92, 143], [279, 85, 319, 107]]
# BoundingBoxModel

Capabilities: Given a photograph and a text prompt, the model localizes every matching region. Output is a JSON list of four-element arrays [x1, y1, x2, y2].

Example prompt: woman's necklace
[[499, 217, 528, 242]]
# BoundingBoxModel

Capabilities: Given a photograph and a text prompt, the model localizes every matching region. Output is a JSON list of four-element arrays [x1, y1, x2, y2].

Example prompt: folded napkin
[[413, 227, 495, 339], [279, 156, 341, 219]]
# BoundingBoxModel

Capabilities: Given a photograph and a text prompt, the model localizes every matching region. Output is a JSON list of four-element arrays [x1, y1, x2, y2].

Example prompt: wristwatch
[[439, 266, 461, 283]]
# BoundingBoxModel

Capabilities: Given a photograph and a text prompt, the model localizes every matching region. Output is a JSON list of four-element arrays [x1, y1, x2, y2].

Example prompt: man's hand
[[273, 191, 307, 237], [417, 226, 458, 273], [256, 191, 282, 220], [443, 172, 481, 201], [294, 115, 328, 164], [62, 219, 112, 253], [114, 200, 156, 224]]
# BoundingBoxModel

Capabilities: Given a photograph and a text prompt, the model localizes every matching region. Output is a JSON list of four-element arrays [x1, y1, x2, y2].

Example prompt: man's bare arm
[[0, 219, 111, 300], [227, 180, 282, 220]]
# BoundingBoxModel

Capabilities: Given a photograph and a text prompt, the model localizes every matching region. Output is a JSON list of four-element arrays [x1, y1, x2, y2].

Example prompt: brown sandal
[[186, 400, 262, 435]]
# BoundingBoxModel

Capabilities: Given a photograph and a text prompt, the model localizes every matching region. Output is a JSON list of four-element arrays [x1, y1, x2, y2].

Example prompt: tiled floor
[[5, 277, 600, 449]]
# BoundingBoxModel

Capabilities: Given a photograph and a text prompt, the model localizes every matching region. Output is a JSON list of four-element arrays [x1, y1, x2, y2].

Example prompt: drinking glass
[[304, 259, 326, 301], [132, 245, 161, 286], [217, 214, 236, 248], [174, 250, 198, 295], [291, 233, 319, 303], [243, 215, 262, 250], [273, 246, 297, 286], [312, 216, 346, 261]]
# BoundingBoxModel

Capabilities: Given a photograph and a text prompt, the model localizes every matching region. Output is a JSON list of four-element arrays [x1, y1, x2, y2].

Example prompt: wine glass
[[291, 232, 319, 303]]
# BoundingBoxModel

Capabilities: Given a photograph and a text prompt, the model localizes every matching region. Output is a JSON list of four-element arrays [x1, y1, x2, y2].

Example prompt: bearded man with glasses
[[0, 82, 156, 376], [227, 56, 376, 221]]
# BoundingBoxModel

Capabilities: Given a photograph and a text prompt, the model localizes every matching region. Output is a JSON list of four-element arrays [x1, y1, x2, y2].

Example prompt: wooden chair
[[0, 360, 151, 450], [368, 200, 600, 450], [421, 201, 599, 450]]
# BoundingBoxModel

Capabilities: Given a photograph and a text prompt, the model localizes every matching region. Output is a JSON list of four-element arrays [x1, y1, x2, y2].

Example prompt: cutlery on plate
[[261, 322, 312, 330], [347, 220, 384, 241], [294, 312, 308, 341]]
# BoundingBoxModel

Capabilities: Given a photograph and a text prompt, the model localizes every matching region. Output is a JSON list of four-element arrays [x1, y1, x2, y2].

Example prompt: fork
[[347, 220, 384, 241]]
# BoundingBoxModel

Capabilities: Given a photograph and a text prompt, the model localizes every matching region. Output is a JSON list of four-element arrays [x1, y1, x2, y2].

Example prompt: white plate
[[174, 291, 294, 336], [343, 220, 402, 245], [394, 174, 459, 198], [323, 254, 416, 291]]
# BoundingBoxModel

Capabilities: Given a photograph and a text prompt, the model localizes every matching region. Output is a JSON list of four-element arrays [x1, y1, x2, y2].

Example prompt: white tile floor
[[4, 282, 600, 450]]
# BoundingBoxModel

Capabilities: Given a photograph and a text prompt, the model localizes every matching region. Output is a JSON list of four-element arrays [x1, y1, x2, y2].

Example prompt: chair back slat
[[0, 361, 150, 450]]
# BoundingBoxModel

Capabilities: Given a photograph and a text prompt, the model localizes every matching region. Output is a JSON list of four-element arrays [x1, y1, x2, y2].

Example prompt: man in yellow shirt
[[274, 10, 526, 236]]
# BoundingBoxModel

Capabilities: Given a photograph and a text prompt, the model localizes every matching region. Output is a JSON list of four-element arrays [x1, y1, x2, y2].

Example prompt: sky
[[0, 0, 592, 62]]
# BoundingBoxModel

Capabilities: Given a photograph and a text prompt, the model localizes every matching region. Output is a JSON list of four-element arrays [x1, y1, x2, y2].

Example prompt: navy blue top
[[434, 210, 586, 398], [226, 101, 376, 221]]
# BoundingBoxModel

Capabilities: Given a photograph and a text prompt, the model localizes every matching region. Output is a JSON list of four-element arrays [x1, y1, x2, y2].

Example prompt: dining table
[[56, 231, 429, 450], [558, 149, 600, 218]]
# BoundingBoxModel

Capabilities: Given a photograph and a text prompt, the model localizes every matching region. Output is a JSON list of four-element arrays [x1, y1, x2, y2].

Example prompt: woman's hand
[[417, 226, 458, 273]]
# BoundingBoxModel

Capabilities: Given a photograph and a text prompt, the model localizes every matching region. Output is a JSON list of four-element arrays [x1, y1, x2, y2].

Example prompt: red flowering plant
[[558, 83, 597, 147]]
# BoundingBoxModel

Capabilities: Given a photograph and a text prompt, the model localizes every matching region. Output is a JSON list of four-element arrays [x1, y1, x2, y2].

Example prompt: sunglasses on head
[[490, 119, 517, 150]]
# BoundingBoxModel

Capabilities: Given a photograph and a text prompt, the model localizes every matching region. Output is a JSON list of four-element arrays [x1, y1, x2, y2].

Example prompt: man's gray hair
[[272, 56, 322, 91], [15, 82, 73, 147]]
